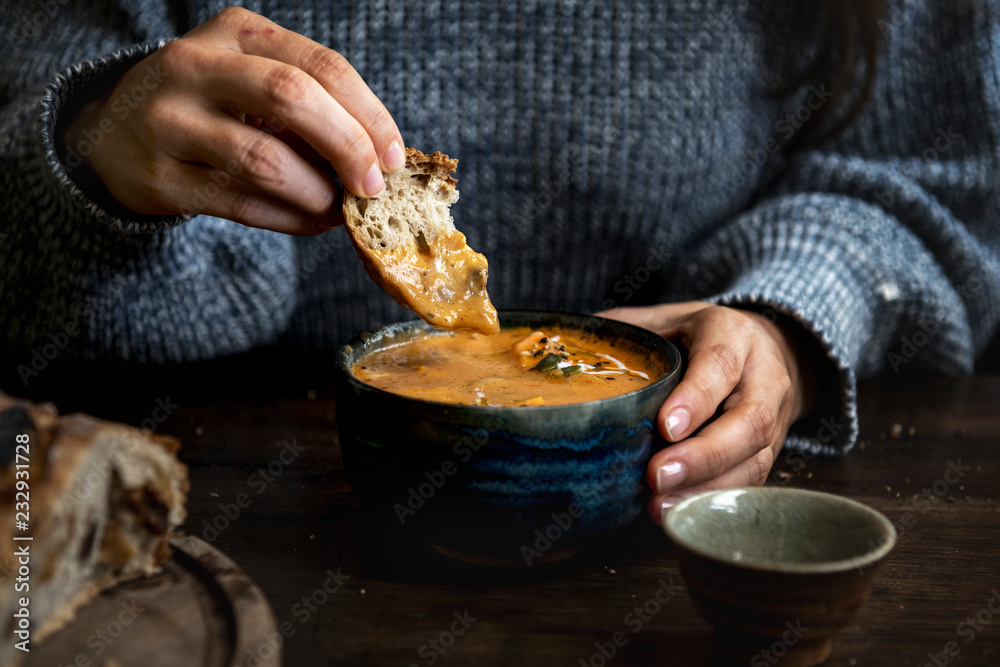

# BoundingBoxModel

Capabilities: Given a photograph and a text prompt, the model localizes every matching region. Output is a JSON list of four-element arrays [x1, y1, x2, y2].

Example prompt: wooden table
[[7, 353, 1000, 666]]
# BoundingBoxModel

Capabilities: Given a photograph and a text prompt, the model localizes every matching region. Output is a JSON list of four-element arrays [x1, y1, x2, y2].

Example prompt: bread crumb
[[890, 423, 903, 438], [608, 569, 616, 575], [895, 492, 900, 498], [360, 588, 366, 595], [885, 486, 891, 493], [774, 471, 792, 483], [309, 534, 316, 540], [806, 472, 813, 478], [906, 426, 916, 436], [210, 491, 218, 498], [904, 477, 911, 484]]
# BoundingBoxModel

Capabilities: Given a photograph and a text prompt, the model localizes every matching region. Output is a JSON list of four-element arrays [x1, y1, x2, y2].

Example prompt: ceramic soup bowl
[[334, 311, 682, 571]]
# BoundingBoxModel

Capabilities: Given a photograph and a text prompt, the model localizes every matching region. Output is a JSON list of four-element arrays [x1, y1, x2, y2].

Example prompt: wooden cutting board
[[25, 536, 279, 667]]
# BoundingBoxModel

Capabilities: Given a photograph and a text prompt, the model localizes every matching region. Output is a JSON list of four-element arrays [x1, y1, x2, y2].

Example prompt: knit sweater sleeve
[[0, 1, 298, 364], [686, 4, 1000, 456]]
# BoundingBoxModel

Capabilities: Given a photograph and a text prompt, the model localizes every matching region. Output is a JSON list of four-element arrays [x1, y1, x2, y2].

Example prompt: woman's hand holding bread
[[60, 6, 403, 235]]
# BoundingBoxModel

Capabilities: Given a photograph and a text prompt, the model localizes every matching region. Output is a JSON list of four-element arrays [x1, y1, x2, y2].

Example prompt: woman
[[1, 0, 997, 522]]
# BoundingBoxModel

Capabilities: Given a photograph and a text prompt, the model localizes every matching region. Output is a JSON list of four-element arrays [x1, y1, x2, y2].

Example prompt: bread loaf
[[0, 393, 188, 665]]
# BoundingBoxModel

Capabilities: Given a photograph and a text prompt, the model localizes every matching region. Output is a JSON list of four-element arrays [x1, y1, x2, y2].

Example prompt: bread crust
[[402, 147, 458, 186]]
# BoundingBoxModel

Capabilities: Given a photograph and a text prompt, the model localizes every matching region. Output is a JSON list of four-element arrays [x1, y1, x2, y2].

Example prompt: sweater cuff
[[703, 262, 863, 457], [40, 41, 187, 234]]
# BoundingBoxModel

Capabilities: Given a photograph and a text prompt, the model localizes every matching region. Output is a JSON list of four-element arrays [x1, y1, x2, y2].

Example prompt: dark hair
[[783, 0, 885, 151]]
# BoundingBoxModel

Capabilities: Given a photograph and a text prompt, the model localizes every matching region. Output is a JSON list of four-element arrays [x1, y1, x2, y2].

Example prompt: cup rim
[[663, 487, 898, 574], [335, 309, 683, 412]]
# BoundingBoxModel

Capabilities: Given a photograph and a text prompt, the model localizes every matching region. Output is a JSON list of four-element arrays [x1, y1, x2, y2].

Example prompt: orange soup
[[352, 326, 660, 406]]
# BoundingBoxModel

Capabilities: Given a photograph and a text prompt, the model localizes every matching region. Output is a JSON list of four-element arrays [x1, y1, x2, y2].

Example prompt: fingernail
[[656, 461, 686, 493], [363, 162, 384, 197], [659, 496, 683, 522], [658, 498, 679, 524], [384, 141, 405, 172], [665, 407, 691, 441]]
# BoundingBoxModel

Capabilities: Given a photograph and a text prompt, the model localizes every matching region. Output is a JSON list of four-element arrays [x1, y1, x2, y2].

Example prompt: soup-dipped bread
[[342, 148, 499, 335]]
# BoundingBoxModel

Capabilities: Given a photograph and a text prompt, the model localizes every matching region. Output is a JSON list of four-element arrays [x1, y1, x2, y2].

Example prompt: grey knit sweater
[[1, 1, 998, 456]]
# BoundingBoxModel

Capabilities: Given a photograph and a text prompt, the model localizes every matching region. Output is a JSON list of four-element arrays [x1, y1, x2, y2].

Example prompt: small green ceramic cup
[[663, 487, 897, 666]]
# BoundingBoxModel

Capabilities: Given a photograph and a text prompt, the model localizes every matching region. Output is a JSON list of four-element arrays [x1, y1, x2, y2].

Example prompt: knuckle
[[213, 6, 254, 31], [142, 97, 184, 135], [701, 441, 728, 478], [156, 39, 199, 76], [302, 47, 354, 81], [775, 369, 793, 397], [265, 66, 314, 117], [706, 342, 742, 386], [708, 305, 753, 336], [357, 101, 395, 134], [237, 135, 285, 186], [744, 400, 777, 446], [746, 448, 773, 487], [228, 187, 259, 223], [338, 124, 376, 167], [133, 159, 174, 206]]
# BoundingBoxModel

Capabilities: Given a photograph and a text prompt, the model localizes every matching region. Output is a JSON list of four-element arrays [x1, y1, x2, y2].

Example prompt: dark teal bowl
[[334, 311, 682, 570]]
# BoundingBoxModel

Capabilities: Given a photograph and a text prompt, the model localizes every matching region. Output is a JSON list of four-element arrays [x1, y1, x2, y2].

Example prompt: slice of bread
[[342, 148, 499, 334]]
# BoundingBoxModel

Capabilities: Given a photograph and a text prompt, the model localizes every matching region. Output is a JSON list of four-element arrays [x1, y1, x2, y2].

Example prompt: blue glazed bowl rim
[[335, 309, 683, 413]]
